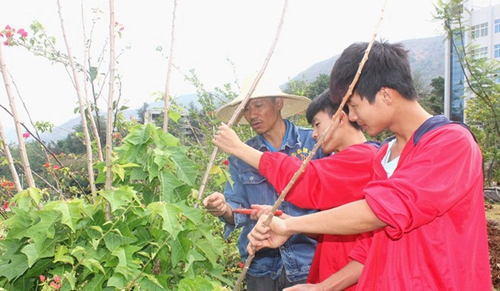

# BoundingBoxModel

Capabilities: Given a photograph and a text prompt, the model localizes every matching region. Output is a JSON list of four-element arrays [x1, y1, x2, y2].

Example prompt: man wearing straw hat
[[203, 77, 326, 290]]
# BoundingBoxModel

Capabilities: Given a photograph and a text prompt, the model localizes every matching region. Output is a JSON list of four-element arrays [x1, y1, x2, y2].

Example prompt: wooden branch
[[233, 1, 388, 290], [162, 0, 178, 132], [105, 0, 117, 220], [197, 0, 290, 202], [56, 0, 98, 198], [0, 42, 36, 189]]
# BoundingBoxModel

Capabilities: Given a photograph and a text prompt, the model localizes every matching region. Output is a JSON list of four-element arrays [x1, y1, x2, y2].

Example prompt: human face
[[347, 92, 386, 136], [243, 97, 282, 135], [311, 111, 337, 154]]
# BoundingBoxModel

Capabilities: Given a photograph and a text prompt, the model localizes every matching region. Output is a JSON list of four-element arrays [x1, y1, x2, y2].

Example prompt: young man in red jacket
[[212, 89, 379, 290], [247, 41, 492, 291]]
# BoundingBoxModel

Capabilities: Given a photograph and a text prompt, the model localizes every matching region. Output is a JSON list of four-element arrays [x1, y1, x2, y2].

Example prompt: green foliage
[[436, 0, 500, 185], [0, 124, 234, 290]]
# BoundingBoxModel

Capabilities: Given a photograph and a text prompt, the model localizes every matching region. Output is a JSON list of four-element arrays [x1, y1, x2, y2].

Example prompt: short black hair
[[329, 40, 418, 105], [306, 89, 361, 130]]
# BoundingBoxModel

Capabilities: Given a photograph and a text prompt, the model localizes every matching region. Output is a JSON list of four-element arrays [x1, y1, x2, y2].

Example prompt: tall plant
[[435, 0, 500, 185]]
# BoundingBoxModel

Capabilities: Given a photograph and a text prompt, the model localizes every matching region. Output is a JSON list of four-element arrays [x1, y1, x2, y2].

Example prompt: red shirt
[[259, 143, 378, 289], [357, 120, 491, 290]]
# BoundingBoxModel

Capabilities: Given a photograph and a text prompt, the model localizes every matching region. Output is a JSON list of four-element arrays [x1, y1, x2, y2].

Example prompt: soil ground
[[486, 203, 500, 289]]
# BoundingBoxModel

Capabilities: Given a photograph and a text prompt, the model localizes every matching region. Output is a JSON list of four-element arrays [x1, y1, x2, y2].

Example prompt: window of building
[[472, 22, 489, 38], [495, 44, 500, 58], [495, 19, 500, 33], [472, 46, 488, 59]]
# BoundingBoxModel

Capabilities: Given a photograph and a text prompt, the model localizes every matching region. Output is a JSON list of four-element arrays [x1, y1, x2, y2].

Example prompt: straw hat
[[215, 77, 311, 124]]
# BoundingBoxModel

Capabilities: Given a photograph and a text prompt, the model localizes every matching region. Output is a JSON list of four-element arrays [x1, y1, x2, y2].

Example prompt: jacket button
[[249, 176, 254, 181]]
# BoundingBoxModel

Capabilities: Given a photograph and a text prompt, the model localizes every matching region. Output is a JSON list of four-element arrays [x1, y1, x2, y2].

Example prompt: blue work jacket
[[223, 120, 326, 282]]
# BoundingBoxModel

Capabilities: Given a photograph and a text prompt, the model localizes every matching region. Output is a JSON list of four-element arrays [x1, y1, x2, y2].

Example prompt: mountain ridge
[[9, 35, 445, 143]]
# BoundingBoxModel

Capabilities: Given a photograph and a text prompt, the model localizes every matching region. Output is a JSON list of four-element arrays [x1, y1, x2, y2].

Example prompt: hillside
[[291, 35, 446, 86], [29, 35, 445, 143]]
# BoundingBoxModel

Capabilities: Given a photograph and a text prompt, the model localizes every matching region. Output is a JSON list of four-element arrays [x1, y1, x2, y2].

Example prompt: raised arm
[[213, 123, 262, 169]]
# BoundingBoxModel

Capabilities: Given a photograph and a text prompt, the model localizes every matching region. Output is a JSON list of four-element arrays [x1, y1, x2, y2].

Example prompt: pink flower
[[17, 28, 27, 37], [0, 32, 3, 37], [53, 275, 60, 283], [53, 165, 60, 170], [22, 132, 30, 139], [3, 41, 8, 46], [2, 201, 8, 210], [49, 281, 60, 290], [39, 274, 46, 282]]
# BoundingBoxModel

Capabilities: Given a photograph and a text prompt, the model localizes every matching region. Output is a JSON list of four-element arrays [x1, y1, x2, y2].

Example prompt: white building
[[445, 0, 500, 121]]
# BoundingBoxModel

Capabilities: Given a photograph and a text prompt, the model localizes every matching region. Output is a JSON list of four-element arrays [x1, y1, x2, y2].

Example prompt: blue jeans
[[245, 270, 307, 291]]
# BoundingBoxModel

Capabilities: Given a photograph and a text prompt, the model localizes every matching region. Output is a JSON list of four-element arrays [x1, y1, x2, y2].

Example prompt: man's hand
[[246, 214, 291, 254], [203, 192, 231, 219], [213, 123, 244, 155]]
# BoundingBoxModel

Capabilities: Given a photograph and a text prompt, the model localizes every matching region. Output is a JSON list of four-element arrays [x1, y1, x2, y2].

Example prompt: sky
[[0, 0, 462, 138]]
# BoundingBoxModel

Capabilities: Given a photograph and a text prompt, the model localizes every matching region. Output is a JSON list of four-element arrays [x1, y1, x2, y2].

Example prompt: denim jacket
[[222, 120, 326, 282]]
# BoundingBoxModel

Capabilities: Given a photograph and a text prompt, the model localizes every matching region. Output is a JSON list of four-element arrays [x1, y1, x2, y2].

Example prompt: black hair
[[306, 89, 361, 130], [329, 40, 418, 105]]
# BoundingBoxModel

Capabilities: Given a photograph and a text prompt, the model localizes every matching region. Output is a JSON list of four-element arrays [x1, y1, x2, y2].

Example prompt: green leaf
[[54, 245, 74, 265], [26, 209, 61, 238], [103, 232, 137, 253], [0, 254, 29, 281], [147, 202, 183, 237], [101, 186, 137, 212], [159, 170, 183, 203], [169, 236, 191, 267], [52, 200, 83, 232], [170, 147, 199, 186], [177, 276, 216, 291], [20, 243, 38, 268]]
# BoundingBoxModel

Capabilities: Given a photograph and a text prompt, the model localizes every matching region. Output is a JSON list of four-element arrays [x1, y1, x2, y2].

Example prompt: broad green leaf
[[103, 232, 137, 253], [101, 186, 137, 212], [64, 270, 76, 290], [177, 276, 216, 291], [159, 170, 183, 203], [111, 246, 142, 279], [147, 202, 183, 237], [137, 274, 167, 290], [2, 211, 32, 240], [82, 258, 106, 274], [0, 254, 29, 281], [170, 147, 199, 186], [20, 243, 38, 268], [53, 200, 82, 232], [169, 236, 191, 267], [54, 245, 74, 265], [107, 273, 127, 289], [26, 209, 60, 238]]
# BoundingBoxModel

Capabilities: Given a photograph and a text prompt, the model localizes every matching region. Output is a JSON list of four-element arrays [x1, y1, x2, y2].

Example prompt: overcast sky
[[0, 0, 483, 137]]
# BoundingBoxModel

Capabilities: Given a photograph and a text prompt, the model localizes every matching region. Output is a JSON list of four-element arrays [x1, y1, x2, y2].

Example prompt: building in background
[[444, 0, 500, 122]]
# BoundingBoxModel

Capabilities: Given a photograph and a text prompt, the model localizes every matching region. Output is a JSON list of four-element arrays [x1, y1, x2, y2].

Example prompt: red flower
[[222, 159, 229, 166], [49, 281, 60, 290], [44, 163, 51, 168], [17, 28, 27, 37], [22, 132, 30, 139], [2, 201, 8, 210], [238, 261, 245, 269], [39, 274, 46, 282], [53, 165, 61, 170]]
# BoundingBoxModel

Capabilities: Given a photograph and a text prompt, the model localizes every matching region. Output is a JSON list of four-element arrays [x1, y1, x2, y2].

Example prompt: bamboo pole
[[233, 1, 388, 290], [56, 0, 98, 198], [197, 0, 290, 202], [0, 43, 36, 189], [162, 0, 178, 132]]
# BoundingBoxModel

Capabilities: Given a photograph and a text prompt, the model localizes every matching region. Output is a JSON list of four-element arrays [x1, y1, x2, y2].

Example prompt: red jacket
[[259, 143, 378, 288], [356, 118, 491, 290]]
